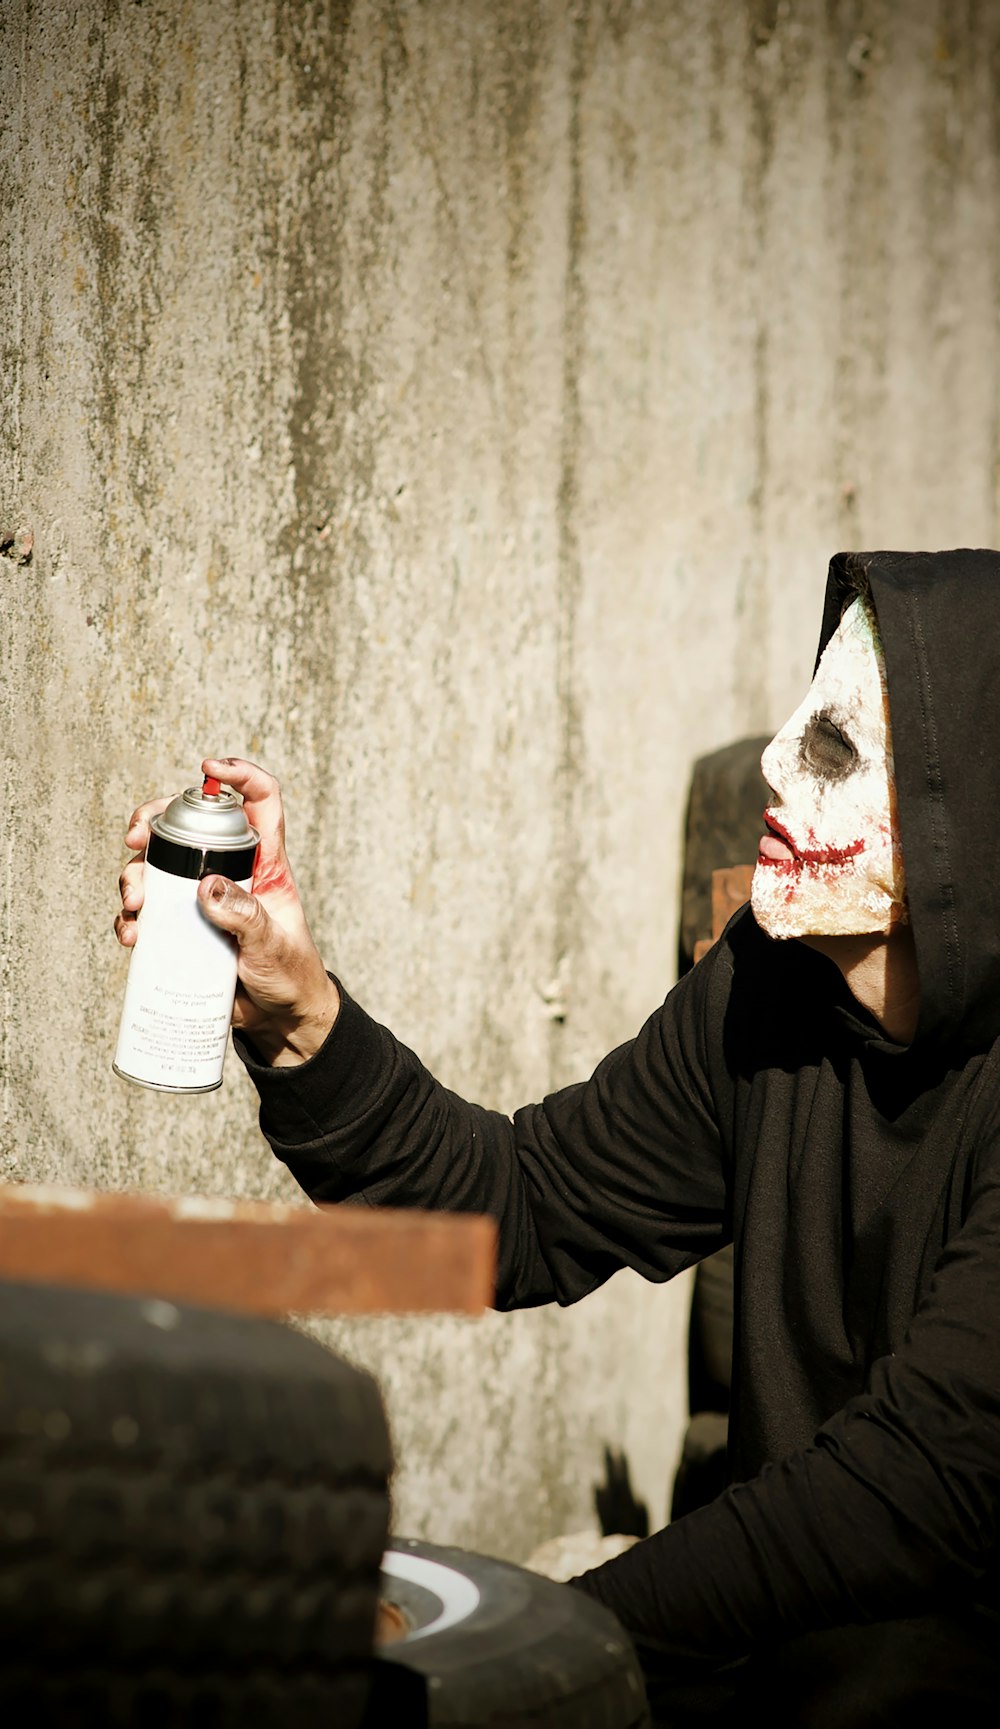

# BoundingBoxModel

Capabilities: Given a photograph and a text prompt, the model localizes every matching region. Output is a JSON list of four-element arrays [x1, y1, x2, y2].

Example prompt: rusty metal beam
[[0, 1184, 496, 1318], [711, 864, 755, 943], [693, 863, 755, 962]]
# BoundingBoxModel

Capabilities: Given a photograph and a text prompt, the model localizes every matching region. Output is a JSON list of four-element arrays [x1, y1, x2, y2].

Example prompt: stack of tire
[[0, 1282, 649, 1727], [671, 736, 770, 1522]]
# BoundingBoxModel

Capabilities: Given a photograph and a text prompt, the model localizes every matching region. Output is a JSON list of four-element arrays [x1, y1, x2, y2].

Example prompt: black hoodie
[[236, 549, 1000, 1675]]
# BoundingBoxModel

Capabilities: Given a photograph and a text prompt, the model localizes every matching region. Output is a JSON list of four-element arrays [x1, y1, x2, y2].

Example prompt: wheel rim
[[379, 1548, 481, 1642]]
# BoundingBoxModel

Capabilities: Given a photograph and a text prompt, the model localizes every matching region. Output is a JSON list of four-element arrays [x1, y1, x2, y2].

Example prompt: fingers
[[197, 875, 270, 943], [125, 761, 283, 851], [114, 909, 139, 948], [116, 870, 266, 954], [119, 794, 171, 945], [202, 756, 286, 844], [197, 873, 337, 1054], [124, 795, 171, 853], [117, 759, 292, 958], [119, 859, 144, 903], [198, 873, 320, 991], [202, 755, 295, 899], [115, 857, 145, 946], [124, 760, 282, 854], [201, 757, 280, 804]]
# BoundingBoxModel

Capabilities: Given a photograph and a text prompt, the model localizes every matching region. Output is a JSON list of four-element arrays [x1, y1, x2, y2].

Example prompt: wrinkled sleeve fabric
[[234, 954, 732, 1310], [573, 1141, 1000, 1656]]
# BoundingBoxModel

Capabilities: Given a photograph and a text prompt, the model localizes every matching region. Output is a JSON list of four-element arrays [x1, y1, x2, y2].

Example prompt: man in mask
[[116, 549, 1000, 1721]]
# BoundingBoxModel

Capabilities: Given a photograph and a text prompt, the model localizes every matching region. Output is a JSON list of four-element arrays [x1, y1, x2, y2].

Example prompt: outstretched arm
[[116, 755, 731, 1307]]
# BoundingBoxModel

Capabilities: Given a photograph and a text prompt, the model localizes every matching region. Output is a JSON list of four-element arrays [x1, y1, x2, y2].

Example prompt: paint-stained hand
[[115, 757, 340, 1066]]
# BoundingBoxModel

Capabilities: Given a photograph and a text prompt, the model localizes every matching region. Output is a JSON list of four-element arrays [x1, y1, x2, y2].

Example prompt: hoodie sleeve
[[233, 959, 731, 1310], [572, 1142, 1000, 1654]]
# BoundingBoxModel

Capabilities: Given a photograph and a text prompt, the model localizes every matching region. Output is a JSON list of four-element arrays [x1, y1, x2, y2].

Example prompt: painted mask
[[751, 597, 908, 940]]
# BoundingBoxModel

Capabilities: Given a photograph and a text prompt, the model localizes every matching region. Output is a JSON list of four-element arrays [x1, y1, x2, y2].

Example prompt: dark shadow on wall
[[594, 1444, 649, 1540]]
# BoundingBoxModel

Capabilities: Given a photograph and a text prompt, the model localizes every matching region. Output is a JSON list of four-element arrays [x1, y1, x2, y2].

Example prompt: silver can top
[[151, 779, 259, 851]]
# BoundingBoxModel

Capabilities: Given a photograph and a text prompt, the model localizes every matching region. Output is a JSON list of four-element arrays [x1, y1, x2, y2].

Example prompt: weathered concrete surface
[[2, 0, 999, 1559]]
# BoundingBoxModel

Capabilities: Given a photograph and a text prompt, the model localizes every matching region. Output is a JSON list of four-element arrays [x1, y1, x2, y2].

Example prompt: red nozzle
[[202, 776, 222, 798]]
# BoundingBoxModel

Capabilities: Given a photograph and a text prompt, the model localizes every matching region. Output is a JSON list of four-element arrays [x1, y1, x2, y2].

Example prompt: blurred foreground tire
[[0, 1279, 391, 1728], [370, 1538, 651, 1727]]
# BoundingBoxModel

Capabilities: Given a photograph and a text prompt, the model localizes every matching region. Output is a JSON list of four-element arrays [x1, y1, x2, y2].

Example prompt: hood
[[819, 550, 1000, 1050]]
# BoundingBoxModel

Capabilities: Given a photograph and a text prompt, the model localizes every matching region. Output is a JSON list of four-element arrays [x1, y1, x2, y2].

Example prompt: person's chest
[[724, 1046, 985, 1475]]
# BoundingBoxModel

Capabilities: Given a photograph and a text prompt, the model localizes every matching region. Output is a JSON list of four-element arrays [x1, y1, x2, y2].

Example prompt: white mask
[[751, 598, 908, 940]]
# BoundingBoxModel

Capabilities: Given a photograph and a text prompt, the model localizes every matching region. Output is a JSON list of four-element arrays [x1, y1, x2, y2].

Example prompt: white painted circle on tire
[[381, 1549, 481, 1641]]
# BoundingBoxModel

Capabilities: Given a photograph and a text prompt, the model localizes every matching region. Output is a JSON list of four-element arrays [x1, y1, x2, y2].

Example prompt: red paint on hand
[[252, 854, 296, 896]]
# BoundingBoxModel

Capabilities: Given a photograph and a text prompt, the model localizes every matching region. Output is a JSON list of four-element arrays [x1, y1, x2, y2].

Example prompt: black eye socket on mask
[[800, 711, 858, 780]]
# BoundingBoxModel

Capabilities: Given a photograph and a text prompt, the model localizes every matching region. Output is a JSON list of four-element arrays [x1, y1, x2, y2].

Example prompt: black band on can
[[147, 832, 259, 882]]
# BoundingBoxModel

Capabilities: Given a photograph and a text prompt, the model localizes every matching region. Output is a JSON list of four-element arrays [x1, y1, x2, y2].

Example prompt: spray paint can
[[113, 776, 260, 1093]]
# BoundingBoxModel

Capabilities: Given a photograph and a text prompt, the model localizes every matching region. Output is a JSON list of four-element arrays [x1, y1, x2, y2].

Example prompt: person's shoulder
[[675, 903, 777, 1014], [665, 905, 824, 1055], [704, 900, 802, 984], [706, 905, 837, 1074], [719, 901, 822, 983]]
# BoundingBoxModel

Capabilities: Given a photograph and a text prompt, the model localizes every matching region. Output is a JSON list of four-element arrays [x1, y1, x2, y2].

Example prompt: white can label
[[114, 863, 252, 1092]]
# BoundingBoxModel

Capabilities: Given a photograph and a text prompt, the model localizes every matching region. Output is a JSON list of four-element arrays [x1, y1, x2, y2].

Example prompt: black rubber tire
[[369, 1538, 651, 1727], [673, 738, 761, 1522], [0, 1279, 392, 1727]]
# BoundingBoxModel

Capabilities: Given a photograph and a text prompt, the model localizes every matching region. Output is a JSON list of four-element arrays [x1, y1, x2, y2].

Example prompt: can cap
[[151, 781, 259, 850]]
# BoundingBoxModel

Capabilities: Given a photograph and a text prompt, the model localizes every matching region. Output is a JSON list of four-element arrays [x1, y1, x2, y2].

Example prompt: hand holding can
[[115, 758, 340, 1081]]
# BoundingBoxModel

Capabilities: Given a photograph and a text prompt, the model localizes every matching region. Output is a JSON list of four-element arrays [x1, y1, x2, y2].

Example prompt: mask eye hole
[[800, 711, 858, 780]]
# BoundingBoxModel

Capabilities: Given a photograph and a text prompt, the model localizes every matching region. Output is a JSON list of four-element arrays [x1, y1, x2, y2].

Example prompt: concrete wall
[[2, 0, 999, 1559]]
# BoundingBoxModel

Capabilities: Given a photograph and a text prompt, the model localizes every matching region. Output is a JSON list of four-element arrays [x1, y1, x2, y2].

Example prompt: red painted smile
[[757, 810, 866, 871]]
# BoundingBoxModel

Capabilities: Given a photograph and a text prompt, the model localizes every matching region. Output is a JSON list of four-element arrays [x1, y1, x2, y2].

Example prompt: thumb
[[198, 876, 270, 947]]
